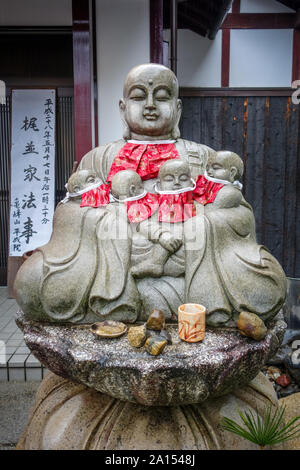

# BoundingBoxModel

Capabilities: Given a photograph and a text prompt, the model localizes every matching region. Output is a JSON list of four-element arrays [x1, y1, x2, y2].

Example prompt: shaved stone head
[[67, 170, 99, 193], [158, 159, 193, 191], [123, 63, 179, 99], [120, 64, 182, 140], [111, 170, 144, 200]]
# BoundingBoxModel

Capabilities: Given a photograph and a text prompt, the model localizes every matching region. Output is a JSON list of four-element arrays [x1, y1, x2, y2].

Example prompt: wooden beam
[[179, 87, 294, 96], [293, 29, 300, 81], [296, 9, 300, 29], [170, 0, 178, 74], [150, 0, 164, 64], [231, 0, 241, 14], [221, 29, 230, 87], [222, 13, 296, 29], [92, 0, 98, 147], [72, 0, 92, 162], [178, 11, 209, 37]]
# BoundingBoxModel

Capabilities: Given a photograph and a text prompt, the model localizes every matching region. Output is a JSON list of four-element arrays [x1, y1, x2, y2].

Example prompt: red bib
[[106, 142, 180, 182], [80, 142, 180, 207], [193, 175, 224, 205], [158, 191, 196, 223], [126, 193, 160, 223], [80, 184, 110, 208]]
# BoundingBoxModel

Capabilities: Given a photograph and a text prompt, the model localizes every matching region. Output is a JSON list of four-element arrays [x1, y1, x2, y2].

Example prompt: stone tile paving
[[0, 287, 46, 381]]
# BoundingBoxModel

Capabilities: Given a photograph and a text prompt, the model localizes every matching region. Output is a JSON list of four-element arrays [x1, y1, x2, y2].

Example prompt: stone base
[[16, 311, 286, 406], [17, 371, 283, 450]]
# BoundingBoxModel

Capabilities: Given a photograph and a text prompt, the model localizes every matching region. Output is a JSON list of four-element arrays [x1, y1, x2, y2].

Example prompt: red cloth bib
[[193, 175, 224, 205], [80, 184, 111, 208], [106, 142, 180, 182], [158, 191, 196, 223], [126, 193, 160, 223], [80, 142, 180, 207]]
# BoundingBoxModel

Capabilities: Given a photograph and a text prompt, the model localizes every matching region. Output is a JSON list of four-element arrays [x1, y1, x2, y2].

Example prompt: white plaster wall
[[0, 0, 72, 25], [230, 29, 293, 87], [164, 29, 222, 87], [240, 0, 294, 13], [96, 0, 150, 145]]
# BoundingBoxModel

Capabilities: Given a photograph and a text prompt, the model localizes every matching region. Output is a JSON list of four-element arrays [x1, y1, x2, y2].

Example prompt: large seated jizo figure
[[14, 64, 287, 326]]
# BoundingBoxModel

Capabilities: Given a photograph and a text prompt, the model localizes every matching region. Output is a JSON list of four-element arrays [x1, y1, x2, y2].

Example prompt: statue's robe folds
[[15, 138, 287, 323], [184, 200, 286, 322], [15, 198, 140, 323], [77, 138, 286, 322]]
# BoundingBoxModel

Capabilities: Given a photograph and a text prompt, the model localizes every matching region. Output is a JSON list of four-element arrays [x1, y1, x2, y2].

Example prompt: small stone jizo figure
[[205, 150, 244, 210], [110, 160, 195, 278], [65, 170, 101, 198]]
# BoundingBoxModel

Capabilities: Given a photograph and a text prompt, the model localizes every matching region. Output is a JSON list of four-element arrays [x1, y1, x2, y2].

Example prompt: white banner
[[9, 89, 56, 256]]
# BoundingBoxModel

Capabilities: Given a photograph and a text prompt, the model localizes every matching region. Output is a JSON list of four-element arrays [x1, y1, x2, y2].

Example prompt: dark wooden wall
[[180, 95, 300, 278]]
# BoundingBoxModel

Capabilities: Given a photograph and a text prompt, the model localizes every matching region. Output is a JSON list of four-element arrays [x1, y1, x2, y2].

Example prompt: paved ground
[[0, 287, 43, 449], [0, 380, 39, 449], [0, 286, 46, 381]]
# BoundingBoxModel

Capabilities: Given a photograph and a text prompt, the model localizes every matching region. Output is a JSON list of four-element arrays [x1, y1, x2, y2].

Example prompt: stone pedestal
[[17, 371, 279, 450], [16, 311, 286, 450]]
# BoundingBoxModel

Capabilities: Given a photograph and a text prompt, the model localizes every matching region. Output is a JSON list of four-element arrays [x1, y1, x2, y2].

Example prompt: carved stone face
[[120, 64, 182, 140], [67, 170, 100, 194], [206, 153, 237, 183], [111, 170, 144, 200], [158, 160, 192, 192]]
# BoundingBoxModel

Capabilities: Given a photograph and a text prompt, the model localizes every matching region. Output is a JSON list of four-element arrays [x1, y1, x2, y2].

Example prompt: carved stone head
[[119, 63, 182, 141], [158, 160, 193, 192], [111, 170, 144, 200], [207, 151, 244, 183], [67, 170, 101, 194]]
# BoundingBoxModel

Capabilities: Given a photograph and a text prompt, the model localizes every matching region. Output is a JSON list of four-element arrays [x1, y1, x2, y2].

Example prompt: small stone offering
[[128, 324, 147, 348], [90, 321, 127, 338], [237, 311, 267, 341], [275, 374, 291, 388], [158, 329, 172, 344], [145, 336, 167, 356], [146, 309, 166, 331]]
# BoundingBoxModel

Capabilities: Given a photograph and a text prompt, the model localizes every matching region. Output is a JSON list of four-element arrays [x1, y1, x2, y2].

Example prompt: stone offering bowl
[[16, 311, 286, 407]]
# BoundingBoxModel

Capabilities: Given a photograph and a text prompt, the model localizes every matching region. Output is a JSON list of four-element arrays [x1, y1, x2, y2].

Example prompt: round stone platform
[[16, 311, 285, 406]]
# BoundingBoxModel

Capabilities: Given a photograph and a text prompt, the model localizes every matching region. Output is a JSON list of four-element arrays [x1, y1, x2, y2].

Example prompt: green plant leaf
[[220, 403, 300, 449]]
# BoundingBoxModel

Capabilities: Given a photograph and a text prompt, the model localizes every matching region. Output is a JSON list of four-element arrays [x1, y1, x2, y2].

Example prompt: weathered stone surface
[[144, 336, 167, 356], [16, 310, 285, 406], [237, 311, 267, 341], [16, 370, 284, 450], [146, 309, 166, 331], [158, 328, 172, 344], [127, 324, 147, 348], [279, 393, 300, 450]]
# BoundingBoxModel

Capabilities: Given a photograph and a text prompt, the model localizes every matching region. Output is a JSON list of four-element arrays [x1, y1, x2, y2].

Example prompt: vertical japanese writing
[[12, 198, 22, 252], [9, 90, 56, 256], [41, 98, 54, 225]]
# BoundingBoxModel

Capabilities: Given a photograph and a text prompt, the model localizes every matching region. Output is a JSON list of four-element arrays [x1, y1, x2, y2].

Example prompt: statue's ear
[[172, 99, 182, 139], [129, 184, 136, 197], [119, 99, 125, 113], [119, 99, 131, 140], [230, 166, 238, 181]]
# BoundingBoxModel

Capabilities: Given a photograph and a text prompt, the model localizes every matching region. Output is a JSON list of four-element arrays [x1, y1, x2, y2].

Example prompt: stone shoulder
[[78, 140, 124, 169]]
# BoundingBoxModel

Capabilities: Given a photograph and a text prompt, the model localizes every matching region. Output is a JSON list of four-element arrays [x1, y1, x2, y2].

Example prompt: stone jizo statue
[[14, 63, 287, 326]]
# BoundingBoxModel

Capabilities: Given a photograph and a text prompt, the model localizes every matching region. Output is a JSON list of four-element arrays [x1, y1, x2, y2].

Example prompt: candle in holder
[[178, 303, 206, 343]]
